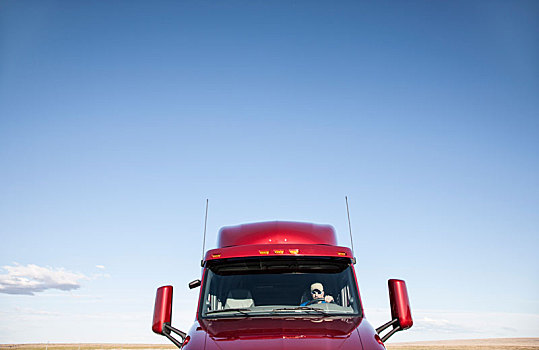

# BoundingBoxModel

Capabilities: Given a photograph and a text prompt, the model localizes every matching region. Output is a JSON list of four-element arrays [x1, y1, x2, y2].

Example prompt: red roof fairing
[[218, 221, 338, 248], [205, 221, 352, 262]]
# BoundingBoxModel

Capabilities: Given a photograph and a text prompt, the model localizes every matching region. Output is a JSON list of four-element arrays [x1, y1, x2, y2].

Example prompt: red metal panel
[[182, 321, 206, 350], [184, 316, 388, 350], [152, 285, 173, 334], [205, 244, 353, 261], [356, 319, 386, 350], [218, 221, 338, 248], [388, 279, 413, 330], [198, 317, 364, 350]]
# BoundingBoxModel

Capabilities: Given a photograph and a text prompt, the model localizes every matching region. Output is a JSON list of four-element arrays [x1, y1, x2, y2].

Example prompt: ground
[[1, 338, 538, 350]]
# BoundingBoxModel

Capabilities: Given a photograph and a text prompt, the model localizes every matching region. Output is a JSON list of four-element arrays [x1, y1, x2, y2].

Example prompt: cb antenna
[[201, 199, 209, 267], [345, 196, 356, 264]]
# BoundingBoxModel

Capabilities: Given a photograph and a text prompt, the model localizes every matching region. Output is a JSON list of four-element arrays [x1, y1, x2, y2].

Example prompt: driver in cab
[[301, 282, 334, 306]]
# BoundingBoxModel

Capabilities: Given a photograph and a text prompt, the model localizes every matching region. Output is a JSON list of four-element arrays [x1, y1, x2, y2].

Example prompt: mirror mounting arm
[[163, 323, 186, 349], [376, 318, 402, 342], [381, 325, 402, 343], [375, 318, 402, 343], [376, 318, 398, 334]]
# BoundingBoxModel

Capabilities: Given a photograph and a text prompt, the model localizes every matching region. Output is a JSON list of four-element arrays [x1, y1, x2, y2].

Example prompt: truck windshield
[[200, 257, 361, 318]]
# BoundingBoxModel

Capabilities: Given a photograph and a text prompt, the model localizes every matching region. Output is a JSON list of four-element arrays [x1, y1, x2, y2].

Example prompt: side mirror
[[389, 279, 413, 330], [152, 285, 173, 334], [189, 279, 201, 289], [152, 285, 186, 348], [376, 279, 413, 342]]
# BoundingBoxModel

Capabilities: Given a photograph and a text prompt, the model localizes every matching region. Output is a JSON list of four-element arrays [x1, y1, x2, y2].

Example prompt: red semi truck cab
[[153, 221, 413, 350]]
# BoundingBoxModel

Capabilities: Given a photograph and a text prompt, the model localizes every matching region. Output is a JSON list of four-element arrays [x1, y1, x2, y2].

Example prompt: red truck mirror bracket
[[162, 323, 187, 349], [376, 279, 413, 342], [152, 285, 187, 349]]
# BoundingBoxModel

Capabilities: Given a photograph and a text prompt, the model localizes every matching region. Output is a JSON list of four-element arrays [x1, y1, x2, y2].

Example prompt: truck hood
[[199, 316, 363, 350]]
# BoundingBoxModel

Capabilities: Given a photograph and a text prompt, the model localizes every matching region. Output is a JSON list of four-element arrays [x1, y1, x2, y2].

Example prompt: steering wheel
[[305, 299, 333, 306]]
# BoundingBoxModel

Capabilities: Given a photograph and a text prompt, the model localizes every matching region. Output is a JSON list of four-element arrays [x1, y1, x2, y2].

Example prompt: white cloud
[[95, 265, 105, 269], [0, 263, 88, 295]]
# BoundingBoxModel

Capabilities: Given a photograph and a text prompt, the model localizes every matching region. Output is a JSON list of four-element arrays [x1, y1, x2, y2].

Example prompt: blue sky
[[1, 0, 538, 343]]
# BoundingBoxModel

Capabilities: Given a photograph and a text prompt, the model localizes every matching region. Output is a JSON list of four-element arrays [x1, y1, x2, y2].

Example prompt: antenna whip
[[201, 199, 209, 267], [345, 196, 356, 264]]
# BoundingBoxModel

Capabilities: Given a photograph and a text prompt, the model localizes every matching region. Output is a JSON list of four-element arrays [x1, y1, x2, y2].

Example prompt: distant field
[[2, 338, 538, 350], [387, 338, 539, 350], [0, 345, 175, 350]]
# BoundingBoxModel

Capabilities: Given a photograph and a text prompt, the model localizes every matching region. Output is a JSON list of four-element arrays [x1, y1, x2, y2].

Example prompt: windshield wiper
[[271, 306, 329, 316], [205, 308, 251, 316]]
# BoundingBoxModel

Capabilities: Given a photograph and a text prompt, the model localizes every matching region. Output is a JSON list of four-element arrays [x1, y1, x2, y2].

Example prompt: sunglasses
[[311, 289, 323, 295]]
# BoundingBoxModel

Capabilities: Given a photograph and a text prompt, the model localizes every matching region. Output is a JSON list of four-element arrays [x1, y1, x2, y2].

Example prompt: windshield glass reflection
[[200, 257, 361, 318]]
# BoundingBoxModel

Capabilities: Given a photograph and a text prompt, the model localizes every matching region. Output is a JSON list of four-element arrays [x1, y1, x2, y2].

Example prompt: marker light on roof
[[338, 252, 347, 256], [274, 250, 284, 254], [212, 254, 221, 258], [289, 249, 299, 254], [259, 250, 269, 255]]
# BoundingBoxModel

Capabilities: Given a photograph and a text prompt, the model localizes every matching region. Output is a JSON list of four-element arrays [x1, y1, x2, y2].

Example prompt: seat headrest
[[225, 289, 254, 309]]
